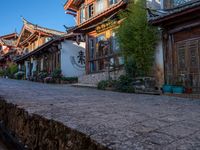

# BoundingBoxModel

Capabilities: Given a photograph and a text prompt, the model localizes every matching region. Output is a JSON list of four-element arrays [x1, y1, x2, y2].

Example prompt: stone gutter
[[0, 98, 110, 150]]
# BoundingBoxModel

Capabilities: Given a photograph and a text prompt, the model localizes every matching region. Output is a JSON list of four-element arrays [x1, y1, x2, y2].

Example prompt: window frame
[[88, 3, 94, 19]]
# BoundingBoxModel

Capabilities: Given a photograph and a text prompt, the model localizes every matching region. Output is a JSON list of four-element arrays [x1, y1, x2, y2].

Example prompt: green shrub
[[10, 64, 18, 76], [0, 63, 18, 78], [115, 75, 135, 93], [4, 68, 11, 78], [14, 71, 25, 80], [97, 80, 109, 90], [51, 69, 62, 79], [38, 71, 48, 80], [97, 75, 135, 93], [0, 70, 5, 77], [61, 77, 78, 82], [117, 0, 158, 76], [44, 76, 54, 83]]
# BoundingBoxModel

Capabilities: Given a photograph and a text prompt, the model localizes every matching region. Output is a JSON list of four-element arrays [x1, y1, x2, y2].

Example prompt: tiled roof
[[0, 39, 16, 47], [0, 32, 18, 47], [22, 18, 65, 36], [15, 33, 76, 62], [0, 33, 18, 40], [149, 0, 200, 23]]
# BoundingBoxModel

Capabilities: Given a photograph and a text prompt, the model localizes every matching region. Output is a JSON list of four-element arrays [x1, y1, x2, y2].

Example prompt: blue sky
[[0, 0, 75, 36]]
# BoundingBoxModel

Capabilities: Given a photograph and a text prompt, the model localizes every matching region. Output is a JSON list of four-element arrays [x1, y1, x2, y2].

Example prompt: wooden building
[[150, 0, 200, 89], [64, 0, 128, 84], [0, 33, 18, 69], [15, 18, 86, 79], [15, 18, 64, 78]]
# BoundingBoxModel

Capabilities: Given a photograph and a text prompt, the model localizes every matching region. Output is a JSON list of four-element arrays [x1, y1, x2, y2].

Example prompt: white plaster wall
[[154, 35, 164, 87], [61, 40, 86, 77], [25, 61, 30, 79]]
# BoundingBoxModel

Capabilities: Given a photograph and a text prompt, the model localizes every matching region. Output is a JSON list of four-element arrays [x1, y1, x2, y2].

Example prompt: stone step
[[71, 83, 97, 88]]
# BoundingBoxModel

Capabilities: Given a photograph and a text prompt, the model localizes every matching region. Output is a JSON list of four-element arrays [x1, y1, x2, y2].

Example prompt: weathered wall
[[78, 69, 125, 85], [154, 38, 164, 88], [0, 98, 109, 150]]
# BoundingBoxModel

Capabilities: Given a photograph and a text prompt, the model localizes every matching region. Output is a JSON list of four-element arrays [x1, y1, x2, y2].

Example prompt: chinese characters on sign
[[77, 50, 85, 65]]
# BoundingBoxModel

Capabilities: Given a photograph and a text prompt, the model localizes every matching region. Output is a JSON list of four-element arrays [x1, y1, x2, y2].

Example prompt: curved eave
[[64, 0, 84, 11], [150, 3, 200, 26], [15, 33, 76, 63], [0, 33, 18, 40]]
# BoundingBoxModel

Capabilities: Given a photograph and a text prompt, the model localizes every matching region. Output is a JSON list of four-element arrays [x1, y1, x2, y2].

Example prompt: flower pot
[[162, 84, 173, 93], [172, 86, 184, 94], [185, 88, 192, 94]]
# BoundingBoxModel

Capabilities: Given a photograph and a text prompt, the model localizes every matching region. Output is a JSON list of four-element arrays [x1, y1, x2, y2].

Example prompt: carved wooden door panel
[[188, 39, 199, 87], [176, 38, 200, 87], [176, 41, 187, 75]]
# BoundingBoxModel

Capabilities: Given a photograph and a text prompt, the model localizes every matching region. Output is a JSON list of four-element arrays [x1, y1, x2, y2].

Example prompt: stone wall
[[0, 98, 109, 150], [78, 70, 125, 85]]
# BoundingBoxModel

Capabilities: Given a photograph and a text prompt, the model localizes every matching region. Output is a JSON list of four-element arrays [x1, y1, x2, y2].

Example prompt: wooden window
[[80, 5, 86, 23], [89, 38, 96, 73], [111, 32, 120, 53], [188, 40, 198, 67], [89, 38, 95, 59], [88, 4, 94, 18], [45, 37, 51, 43], [96, 34, 106, 58], [177, 41, 186, 71], [96, 0, 104, 14], [90, 62, 96, 73], [109, 0, 118, 6]]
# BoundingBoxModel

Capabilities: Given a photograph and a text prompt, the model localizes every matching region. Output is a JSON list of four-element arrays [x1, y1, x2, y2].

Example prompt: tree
[[117, 0, 158, 77]]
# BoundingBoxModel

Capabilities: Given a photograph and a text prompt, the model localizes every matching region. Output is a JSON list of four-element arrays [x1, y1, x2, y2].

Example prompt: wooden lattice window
[[188, 40, 198, 67], [177, 42, 186, 70]]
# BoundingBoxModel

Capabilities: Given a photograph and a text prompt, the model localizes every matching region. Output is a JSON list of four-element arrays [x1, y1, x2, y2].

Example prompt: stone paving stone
[[0, 79, 200, 150], [165, 131, 200, 150], [156, 123, 199, 139], [143, 132, 175, 146]]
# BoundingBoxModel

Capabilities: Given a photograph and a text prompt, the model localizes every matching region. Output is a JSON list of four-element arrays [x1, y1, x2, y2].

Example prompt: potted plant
[[51, 69, 62, 84], [184, 77, 192, 94], [38, 71, 48, 82], [162, 84, 173, 93], [172, 79, 184, 94]]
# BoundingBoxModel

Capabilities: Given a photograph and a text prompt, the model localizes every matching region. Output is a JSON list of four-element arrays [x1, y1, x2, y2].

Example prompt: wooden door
[[175, 38, 200, 87]]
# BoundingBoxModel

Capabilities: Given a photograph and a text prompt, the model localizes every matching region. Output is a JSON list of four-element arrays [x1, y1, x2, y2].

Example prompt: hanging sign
[[96, 20, 119, 33]]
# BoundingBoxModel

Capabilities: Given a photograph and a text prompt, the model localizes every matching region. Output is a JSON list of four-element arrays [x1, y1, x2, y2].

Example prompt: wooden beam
[[169, 21, 200, 34]]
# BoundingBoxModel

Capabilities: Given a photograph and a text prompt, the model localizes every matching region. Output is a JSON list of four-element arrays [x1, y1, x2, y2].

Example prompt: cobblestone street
[[0, 79, 200, 150]]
